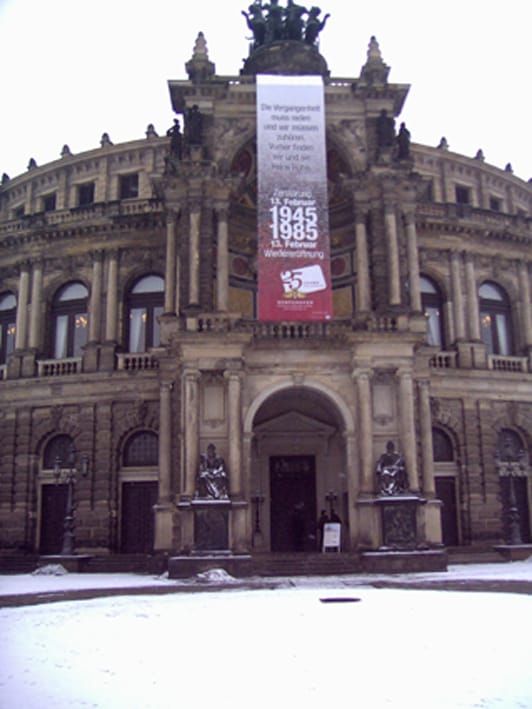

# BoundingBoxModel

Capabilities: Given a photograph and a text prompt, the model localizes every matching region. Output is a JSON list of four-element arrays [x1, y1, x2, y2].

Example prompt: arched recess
[[495, 428, 531, 544], [119, 429, 159, 553], [245, 382, 354, 553], [432, 426, 461, 546]]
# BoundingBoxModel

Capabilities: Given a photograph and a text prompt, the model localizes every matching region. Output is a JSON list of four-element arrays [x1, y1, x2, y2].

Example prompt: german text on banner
[[256, 75, 332, 321]]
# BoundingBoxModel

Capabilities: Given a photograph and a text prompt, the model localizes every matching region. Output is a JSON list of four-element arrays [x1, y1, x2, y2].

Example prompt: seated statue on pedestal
[[376, 440, 408, 496], [196, 443, 229, 500]]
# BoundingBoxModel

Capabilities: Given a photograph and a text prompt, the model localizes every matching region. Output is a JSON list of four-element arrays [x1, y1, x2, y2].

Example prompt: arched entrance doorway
[[250, 386, 348, 552]]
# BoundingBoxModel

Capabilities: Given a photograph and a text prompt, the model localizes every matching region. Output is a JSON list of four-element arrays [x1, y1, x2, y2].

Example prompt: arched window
[[43, 434, 74, 469], [0, 292, 17, 364], [432, 428, 454, 462], [126, 275, 164, 353], [123, 431, 159, 467], [51, 282, 89, 358], [420, 276, 444, 348], [479, 282, 513, 355]]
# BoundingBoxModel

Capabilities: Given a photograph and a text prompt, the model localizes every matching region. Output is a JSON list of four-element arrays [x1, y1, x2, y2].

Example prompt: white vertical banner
[[256, 75, 332, 321]]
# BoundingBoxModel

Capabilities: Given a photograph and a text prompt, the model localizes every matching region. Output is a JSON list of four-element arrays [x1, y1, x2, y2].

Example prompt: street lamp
[[53, 446, 89, 555], [495, 446, 526, 546]]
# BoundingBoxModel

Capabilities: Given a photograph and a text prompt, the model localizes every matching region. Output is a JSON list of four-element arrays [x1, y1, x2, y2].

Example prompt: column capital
[[183, 367, 200, 382], [90, 249, 104, 263], [351, 367, 372, 382]]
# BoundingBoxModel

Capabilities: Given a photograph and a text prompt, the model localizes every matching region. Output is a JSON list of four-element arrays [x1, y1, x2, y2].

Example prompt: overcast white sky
[[0, 0, 531, 182]]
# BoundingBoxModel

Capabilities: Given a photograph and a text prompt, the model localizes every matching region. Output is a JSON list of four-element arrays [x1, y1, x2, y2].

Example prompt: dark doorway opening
[[121, 481, 158, 553], [270, 456, 317, 552], [435, 476, 459, 546], [39, 484, 68, 554]]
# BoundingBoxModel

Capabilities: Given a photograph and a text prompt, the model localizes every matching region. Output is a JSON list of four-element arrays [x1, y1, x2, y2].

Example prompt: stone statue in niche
[[396, 122, 411, 160], [376, 440, 409, 496], [376, 109, 396, 148], [185, 105, 203, 146], [196, 443, 229, 500]]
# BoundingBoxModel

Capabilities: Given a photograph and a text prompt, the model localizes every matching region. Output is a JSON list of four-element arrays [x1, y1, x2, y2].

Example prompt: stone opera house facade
[[1, 6, 531, 574]]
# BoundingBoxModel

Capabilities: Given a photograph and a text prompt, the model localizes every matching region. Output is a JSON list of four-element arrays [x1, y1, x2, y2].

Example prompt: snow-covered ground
[[1, 562, 531, 709]]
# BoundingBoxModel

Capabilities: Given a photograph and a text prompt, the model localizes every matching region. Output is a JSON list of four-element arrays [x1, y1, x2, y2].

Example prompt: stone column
[[88, 251, 103, 343], [385, 206, 401, 306], [188, 204, 201, 306], [518, 261, 532, 347], [158, 382, 173, 503], [353, 368, 373, 495], [355, 213, 371, 312], [465, 253, 480, 340], [104, 250, 119, 342], [418, 379, 435, 496], [405, 212, 421, 311], [15, 263, 30, 351], [154, 381, 174, 551], [450, 250, 466, 340], [398, 370, 419, 492], [28, 261, 43, 350], [216, 204, 230, 312], [164, 212, 177, 314], [183, 369, 200, 496], [226, 368, 242, 496]]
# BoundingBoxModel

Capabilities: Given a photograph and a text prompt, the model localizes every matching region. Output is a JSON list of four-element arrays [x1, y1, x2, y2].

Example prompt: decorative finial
[[1, 173, 10, 184], [61, 144, 72, 158], [437, 137, 449, 150], [475, 149, 485, 161], [27, 158, 37, 170], [505, 162, 513, 173], [360, 36, 390, 85], [186, 32, 215, 81], [100, 132, 113, 147]]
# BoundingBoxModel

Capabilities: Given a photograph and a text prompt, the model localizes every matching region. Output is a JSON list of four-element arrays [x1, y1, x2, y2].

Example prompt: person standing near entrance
[[317, 509, 329, 551]]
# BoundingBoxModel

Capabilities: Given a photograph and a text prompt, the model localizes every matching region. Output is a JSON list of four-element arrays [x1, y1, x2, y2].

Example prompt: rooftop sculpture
[[242, 1, 330, 49]]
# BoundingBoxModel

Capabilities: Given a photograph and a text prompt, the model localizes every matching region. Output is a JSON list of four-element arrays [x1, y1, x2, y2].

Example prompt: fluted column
[[465, 253, 480, 340], [226, 368, 242, 495], [398, 370, 419, 492], [188, 203, 201, 306], [355, 213, 371, 312], [164, 212, 177, 314], [518, 261, 532, 347], [88, 251, 103, 343], [450, 250, 466, 340], [105, 250, 119, 342], [353, 368, 373, 494], [158, 382, 173, 502], [405, 212, 421, 311], [216, 204, 230, 312], [15, 263, 30, 350], [183, 369, 200, 496], [384, 206, 401, 305], [28, 261, 43, 350], [418, 379, 435, 496]]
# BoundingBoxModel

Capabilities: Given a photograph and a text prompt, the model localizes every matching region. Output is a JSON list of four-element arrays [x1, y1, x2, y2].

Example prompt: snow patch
[[32, 564, 68, 576], [195, 568, 237, 583]]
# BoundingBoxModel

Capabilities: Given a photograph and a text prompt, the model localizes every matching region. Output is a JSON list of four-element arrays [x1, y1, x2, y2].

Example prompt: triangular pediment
[[254, 410, 336, 438]]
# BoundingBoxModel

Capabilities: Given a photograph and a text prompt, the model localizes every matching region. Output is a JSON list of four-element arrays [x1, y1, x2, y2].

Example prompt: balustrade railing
[[488, 354, 528, 373], [37, 357, 81, 377], [116, 353, 159, 371], [429, 351, 458, 369]]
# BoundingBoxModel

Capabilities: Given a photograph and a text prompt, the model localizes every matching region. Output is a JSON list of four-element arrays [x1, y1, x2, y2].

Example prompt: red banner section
[[257, 75, 332, 321]]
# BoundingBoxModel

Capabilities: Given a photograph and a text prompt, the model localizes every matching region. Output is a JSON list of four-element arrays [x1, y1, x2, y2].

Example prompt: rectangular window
[[78, 182, 95, 206], [13, 206, 25, 219], [73, 312, 88, 356], [119, 173, 139, 199], [129, 308, 147, 353], [54, 315, 69, 358], [455, 185, 471, 205], [489, 196, 502, 212], [43, 193, 57, 212]]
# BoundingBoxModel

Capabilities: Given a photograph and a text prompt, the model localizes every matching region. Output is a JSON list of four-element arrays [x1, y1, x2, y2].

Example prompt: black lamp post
[[495, 446, 526, 546], [53, 446, 89, 555]]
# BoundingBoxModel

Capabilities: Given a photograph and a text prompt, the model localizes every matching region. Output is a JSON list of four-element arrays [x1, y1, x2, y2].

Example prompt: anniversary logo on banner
[[256, 74, 332, 321]]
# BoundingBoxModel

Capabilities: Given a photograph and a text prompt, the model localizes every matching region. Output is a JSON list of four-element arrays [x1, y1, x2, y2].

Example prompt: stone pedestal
[[194, 501, 230, 552], [375, 495, 427, 550]]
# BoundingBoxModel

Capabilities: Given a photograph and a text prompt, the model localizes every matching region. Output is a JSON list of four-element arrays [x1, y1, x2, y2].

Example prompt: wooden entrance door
[[121, 481, 158, 553], [40, 484, 68, 554], [270, 456, 316, 552], [435, 476, 459, 546]]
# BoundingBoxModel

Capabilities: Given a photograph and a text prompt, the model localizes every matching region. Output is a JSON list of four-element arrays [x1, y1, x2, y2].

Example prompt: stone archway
[[248, 385, 351, 552]]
